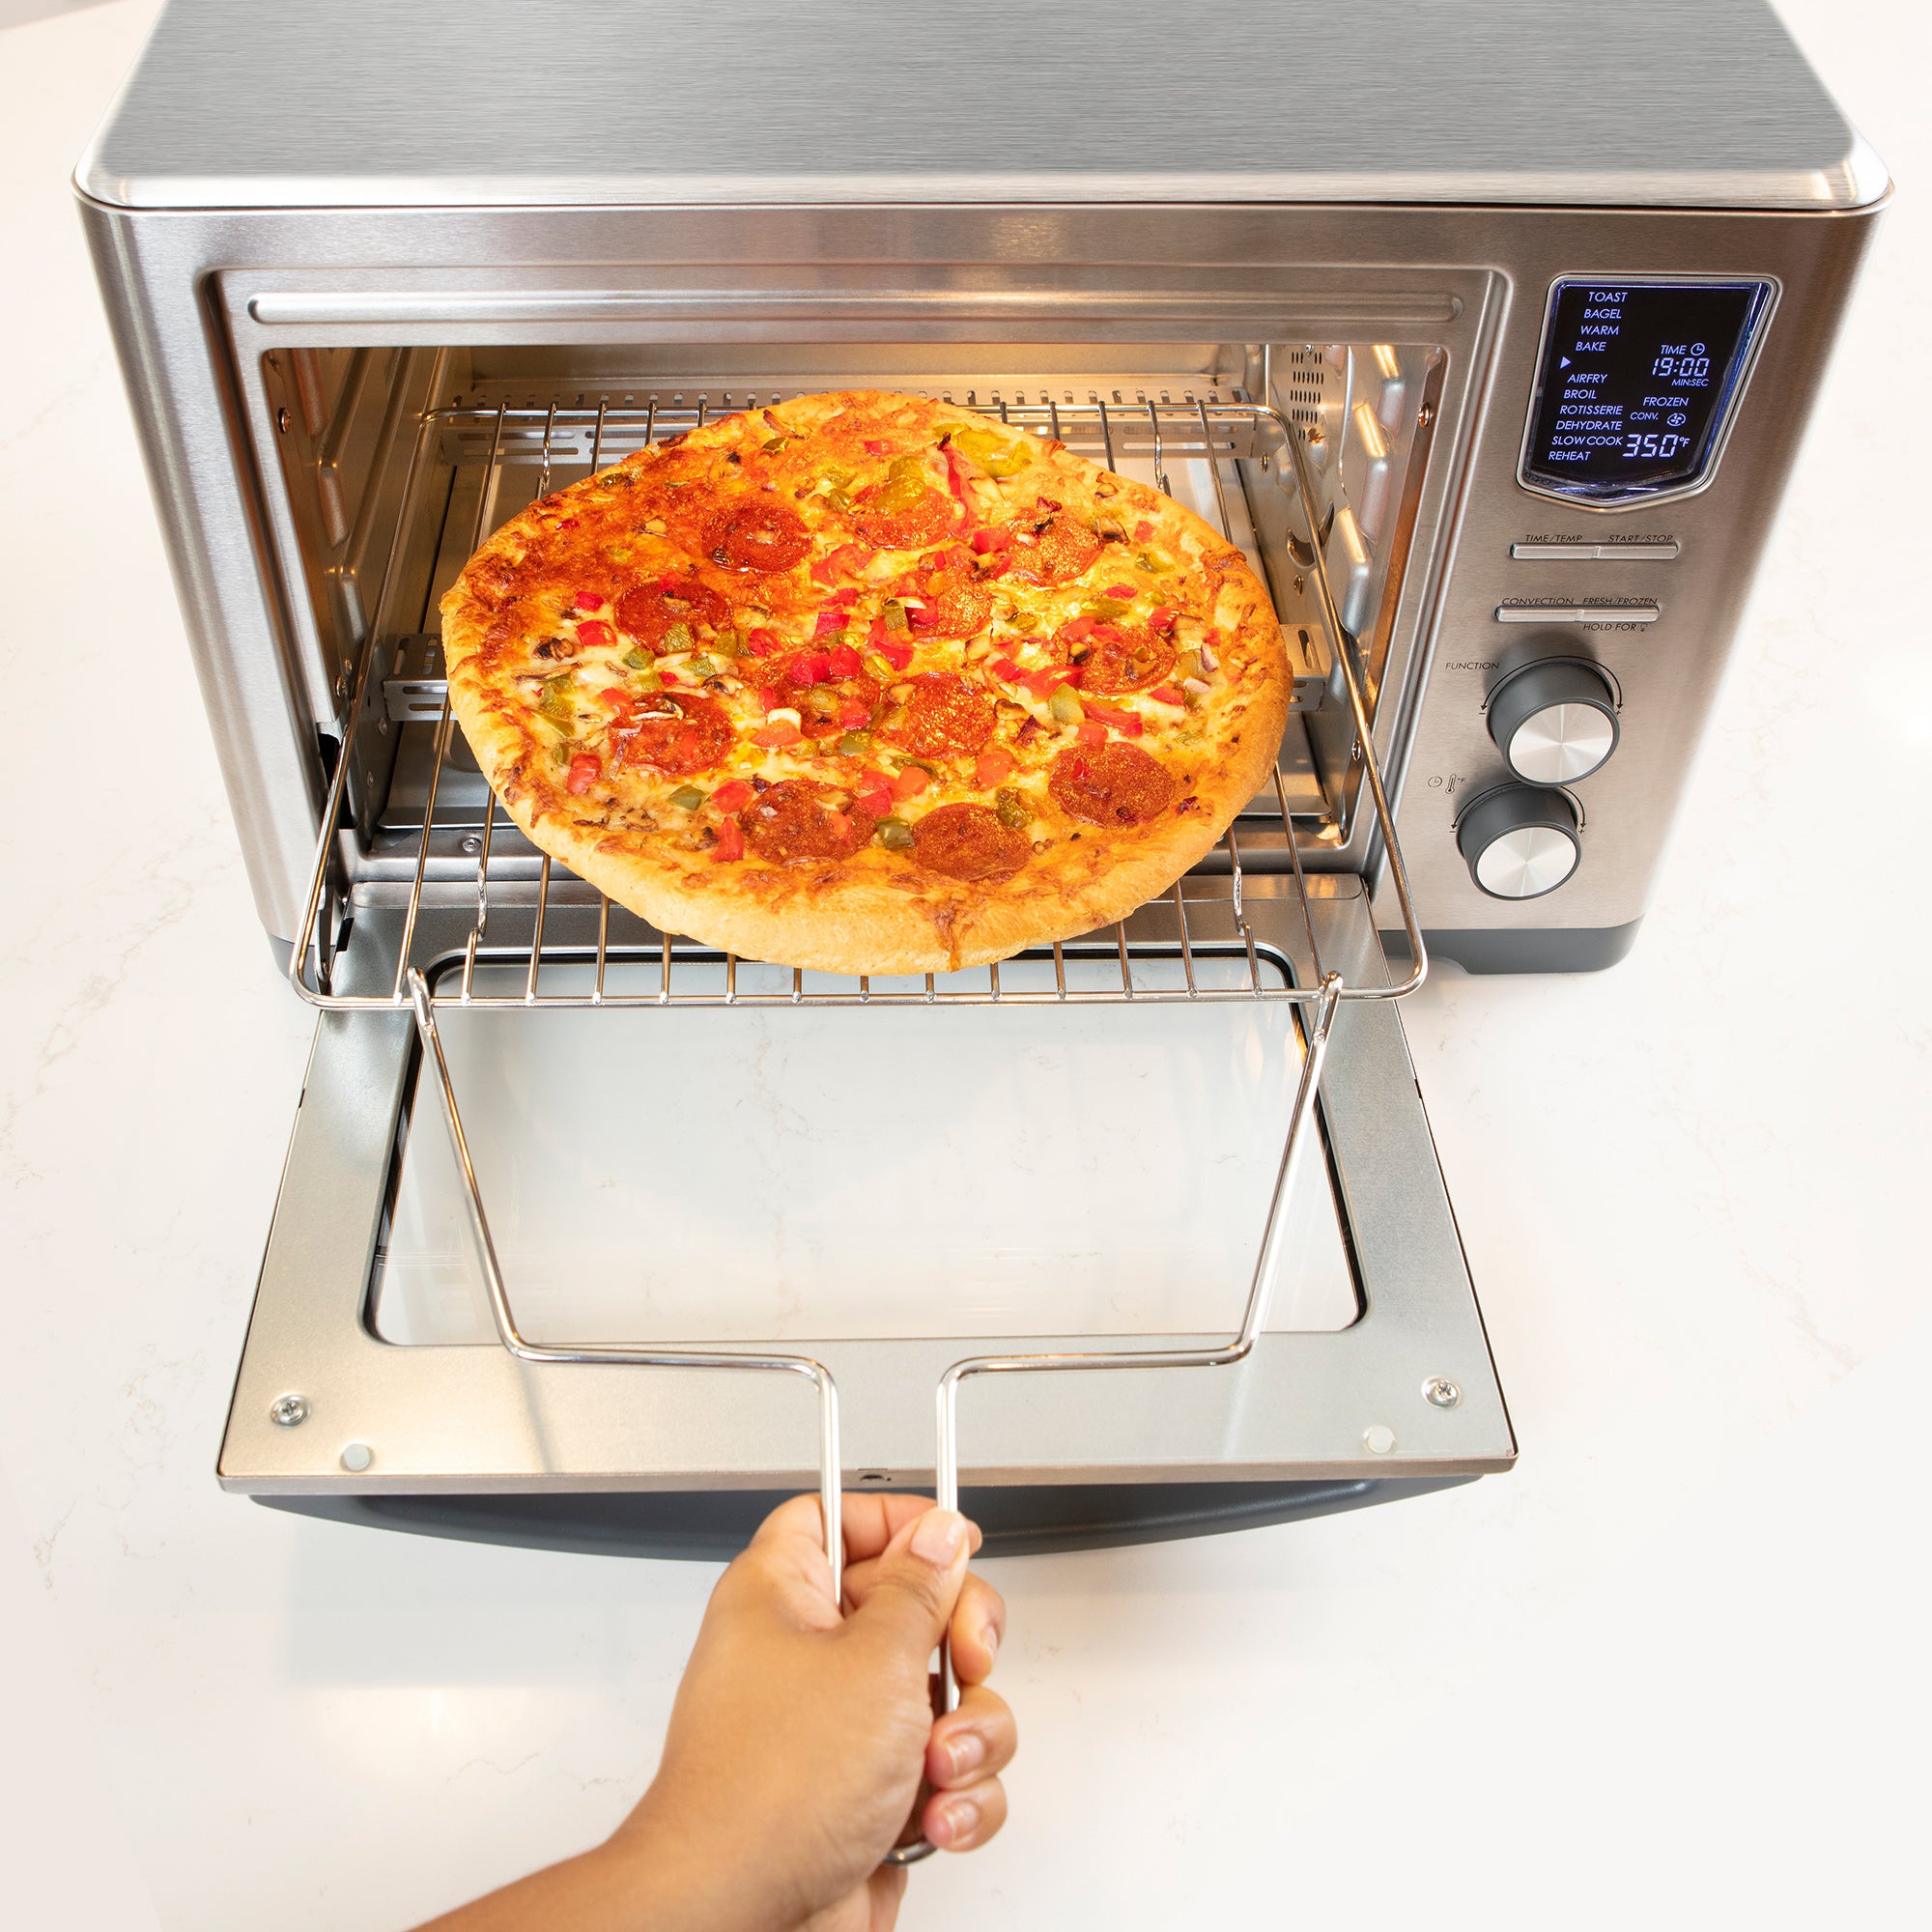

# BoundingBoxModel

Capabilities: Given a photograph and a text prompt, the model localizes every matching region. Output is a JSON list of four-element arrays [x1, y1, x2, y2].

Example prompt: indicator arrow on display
[[1559, 356, 1571, 368]]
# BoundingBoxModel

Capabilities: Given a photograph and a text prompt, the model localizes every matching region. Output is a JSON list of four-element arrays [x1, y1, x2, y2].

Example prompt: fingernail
[[945, 1730, 985, 1778], [911, 1509, 968, 1564], [933, 1794, 980, 1847], [980, 1623, 999, 1665]]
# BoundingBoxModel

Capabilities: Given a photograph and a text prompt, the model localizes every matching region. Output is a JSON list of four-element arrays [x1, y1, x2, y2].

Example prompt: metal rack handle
[[405, 968, 845, 1597], [927, 973, 1344, 1713]]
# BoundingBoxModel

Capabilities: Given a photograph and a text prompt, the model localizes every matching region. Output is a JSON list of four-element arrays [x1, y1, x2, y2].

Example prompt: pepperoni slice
[[705, 500, 811, 573], [1048, 742, 1179, 826], [891, 672, 996, 757], [797, 673, 883, 740], [620, 694, 735, 778], [911, 803, 1032, 883], [910, 572, 995, 642], [739, 779, 877, 865], [1074, 623, 1176, 695], [1009, 515, 1103, 586], [852, 488, 956, 551], [614, 572, 730, 651]]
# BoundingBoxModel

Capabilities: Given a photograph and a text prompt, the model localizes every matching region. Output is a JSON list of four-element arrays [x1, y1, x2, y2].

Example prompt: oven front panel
[[220, 879, 1514, 1494], [82, 195, 1878, 974]]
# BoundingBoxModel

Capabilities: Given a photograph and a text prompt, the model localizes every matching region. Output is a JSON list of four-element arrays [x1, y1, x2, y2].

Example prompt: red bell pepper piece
[[753, 721, 803, 749], [746, 627, 781, 657], [1060, 614, 1096, 645], [573, 589, 604, 612], [576, 619, 615, 651], [906, 604, 938, 631], [711, 818, 745, 862], [941, 440, 976, 510], [1022, 665, 1082, 698], [1075, 721, 1108, 745], [1133, 520, 1152, 542], [1082, 700, 1144, 738], [971, 526, 1014, 554], [566, 753, 601, 794], [876, 639, 914, 671], [864, 439, 890, 455], [1103, 583, 1137, 601], [838, 696, 871, 727], [710, 780, 753, 813], [813, 608, 849, 639], [1148, 606, 1178, 633], [826, 642, 863, 678], [1148, 684, 1187, 707], [788, 651, 833, 688], [891, 765, 930, 801], [975, 748, 1016, 785]]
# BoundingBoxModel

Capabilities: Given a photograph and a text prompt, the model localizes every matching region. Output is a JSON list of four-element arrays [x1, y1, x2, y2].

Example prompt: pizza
[[440, 389, 1289, 975]]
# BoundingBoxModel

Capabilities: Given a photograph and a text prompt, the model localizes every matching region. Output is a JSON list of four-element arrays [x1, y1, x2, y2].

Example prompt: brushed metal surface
[[77, 0, 1882, 212]]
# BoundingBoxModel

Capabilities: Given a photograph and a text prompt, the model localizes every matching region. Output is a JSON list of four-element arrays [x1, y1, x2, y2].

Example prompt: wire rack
[[290, 391, 1422, 1010], [299, 386, 1426, 1858]]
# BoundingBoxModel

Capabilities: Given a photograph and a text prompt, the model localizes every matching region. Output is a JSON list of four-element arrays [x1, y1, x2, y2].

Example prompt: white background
[[2, 3, 1927, 1926]]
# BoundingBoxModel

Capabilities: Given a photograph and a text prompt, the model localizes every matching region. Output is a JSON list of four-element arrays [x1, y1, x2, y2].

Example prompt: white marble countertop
[[3, 4, 1927, 1926]]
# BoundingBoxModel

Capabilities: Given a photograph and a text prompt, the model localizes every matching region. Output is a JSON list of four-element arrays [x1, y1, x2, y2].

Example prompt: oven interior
[[266, 337, 1443, 905]]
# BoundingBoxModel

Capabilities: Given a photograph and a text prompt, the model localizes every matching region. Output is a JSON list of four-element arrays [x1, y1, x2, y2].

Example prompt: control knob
[[1486, 656, 1619, 784], [1457, 784, 1580, 900]]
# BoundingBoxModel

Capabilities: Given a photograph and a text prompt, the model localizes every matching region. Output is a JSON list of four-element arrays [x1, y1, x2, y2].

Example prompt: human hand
[[611, 1493, 1013, 1932]]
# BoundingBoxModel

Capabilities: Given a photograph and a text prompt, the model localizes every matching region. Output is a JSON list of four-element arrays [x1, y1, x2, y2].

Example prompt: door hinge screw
[[270, 1394, 309, 1427], [1424, 1378, 1462, 1408]]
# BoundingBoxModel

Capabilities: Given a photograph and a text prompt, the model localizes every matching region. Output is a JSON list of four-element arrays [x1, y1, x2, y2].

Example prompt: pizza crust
[[440, 390, 1290, 976]]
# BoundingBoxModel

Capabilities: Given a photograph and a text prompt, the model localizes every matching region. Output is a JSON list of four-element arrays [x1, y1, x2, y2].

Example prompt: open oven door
[[220, 867, 1513, 1560]]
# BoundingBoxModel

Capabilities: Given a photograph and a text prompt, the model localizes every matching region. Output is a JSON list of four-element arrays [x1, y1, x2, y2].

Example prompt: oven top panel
[[78, 0, 1882, 213]]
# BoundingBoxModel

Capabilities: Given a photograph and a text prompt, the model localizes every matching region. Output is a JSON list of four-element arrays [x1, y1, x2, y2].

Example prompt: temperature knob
[[1486, 657, 1619, 784], [1458, 784, 1580, 900]]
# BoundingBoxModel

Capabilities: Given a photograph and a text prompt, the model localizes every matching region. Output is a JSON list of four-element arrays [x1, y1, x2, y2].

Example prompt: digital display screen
[[1520, 279, 1774, 503]]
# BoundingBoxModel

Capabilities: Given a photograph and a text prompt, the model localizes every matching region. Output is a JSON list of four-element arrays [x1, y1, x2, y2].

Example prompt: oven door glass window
[[370, 958, 1358, 1347]]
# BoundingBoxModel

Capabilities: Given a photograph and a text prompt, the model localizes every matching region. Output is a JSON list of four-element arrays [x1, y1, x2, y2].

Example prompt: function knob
[[1457, 784, 1580, 900], [1487, 656, 1619, 784]]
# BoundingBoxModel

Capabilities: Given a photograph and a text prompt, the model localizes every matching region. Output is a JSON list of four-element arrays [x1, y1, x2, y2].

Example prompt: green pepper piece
[[661, 620, 694, 654], [876, 817, 915, 850], [994, 788, 1033, 830], [686, 655, 718, 678], [1086, 598, 1133, 621], [761, 436, 788, 454], [952, 425, 1028, 478], [864, 653, 896, 682], [668, 785, 706, 810], [620, 647, 651, 670], [882, 601, 910, 633], [1048, 686, 1085, 724], [1175, 647, 1202, 679], [838, 730, 872, 757], [538, 672, 576, 724]]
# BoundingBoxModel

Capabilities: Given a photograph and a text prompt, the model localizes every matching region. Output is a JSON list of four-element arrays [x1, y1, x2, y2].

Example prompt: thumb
[[844, 1507, 973, 1661]]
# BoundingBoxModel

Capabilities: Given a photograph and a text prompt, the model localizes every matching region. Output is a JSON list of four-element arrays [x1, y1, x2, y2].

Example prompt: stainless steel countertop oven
[[76, 0, 1884, 1560]]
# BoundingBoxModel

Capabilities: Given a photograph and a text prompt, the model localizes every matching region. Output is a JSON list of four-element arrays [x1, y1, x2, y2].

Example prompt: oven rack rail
[[291, 392, 1423, 1012]]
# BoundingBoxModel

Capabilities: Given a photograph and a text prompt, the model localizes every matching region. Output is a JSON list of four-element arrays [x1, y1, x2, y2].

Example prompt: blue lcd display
[[1520, 279, 1774, 504]]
